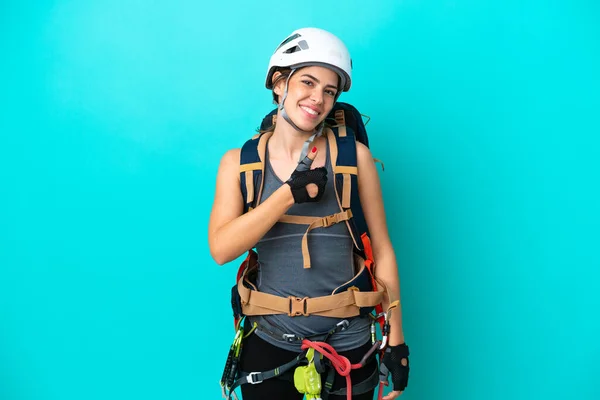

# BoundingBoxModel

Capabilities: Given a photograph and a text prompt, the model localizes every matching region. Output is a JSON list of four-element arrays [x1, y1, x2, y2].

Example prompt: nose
[[310, 88, 323, 104]]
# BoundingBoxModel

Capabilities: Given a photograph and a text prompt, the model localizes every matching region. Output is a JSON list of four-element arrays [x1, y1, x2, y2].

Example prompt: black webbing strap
[[321, 367, 337, 400], [227, 350, 307, 398], [326, 364, 380, 397]]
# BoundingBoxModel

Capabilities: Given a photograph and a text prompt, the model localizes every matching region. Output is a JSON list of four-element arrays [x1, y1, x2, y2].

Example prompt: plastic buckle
[[321, 214, 337, 227], [246, 372, 263, 384], [288, 296, 309, 316]]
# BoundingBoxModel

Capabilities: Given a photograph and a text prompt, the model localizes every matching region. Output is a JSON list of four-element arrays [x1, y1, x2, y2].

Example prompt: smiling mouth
[[300, 106, 320, 117]]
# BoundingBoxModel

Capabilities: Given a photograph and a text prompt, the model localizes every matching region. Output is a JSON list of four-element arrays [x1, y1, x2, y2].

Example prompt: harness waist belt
[[237, 276, 386, 318]]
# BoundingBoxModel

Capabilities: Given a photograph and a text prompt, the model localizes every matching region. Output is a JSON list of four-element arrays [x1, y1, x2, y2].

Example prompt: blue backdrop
[[1, 1, 599, 399]]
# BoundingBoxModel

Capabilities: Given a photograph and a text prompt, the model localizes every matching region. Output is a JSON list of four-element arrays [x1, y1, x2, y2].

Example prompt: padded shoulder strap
[[239, 132, 272, 213], [326, 125, 370, 254]]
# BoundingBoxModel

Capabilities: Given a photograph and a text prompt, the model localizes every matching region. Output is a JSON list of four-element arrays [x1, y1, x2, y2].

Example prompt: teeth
[[301, 106, 318, 116]]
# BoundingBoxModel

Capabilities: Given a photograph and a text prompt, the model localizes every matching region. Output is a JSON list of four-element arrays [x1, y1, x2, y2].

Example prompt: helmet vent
[[284, 45, 301, 54], [282, 40, 309, 54], [275, 34, 301, 51]]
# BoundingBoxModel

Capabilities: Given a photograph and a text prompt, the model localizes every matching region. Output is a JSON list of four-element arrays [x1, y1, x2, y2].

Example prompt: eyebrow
[[301, 74, 338, 90]]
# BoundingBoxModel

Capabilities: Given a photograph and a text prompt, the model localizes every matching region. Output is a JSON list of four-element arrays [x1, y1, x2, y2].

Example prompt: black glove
[[382, 343, 410, 391], [285, 166, 327, 203]]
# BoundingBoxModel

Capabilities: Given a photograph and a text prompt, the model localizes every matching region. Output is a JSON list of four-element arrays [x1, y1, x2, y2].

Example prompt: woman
[[209, 27, 409, 400]]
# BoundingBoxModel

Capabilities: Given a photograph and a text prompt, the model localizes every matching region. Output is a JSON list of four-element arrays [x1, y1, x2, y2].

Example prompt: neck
[[270, 116, 317, 162]]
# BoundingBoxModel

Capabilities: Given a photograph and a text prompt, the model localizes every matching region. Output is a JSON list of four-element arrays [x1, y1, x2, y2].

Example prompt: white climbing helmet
[[265, 27, 353, 92]]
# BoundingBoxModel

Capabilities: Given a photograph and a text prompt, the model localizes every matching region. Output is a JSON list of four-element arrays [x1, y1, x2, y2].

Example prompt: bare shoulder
[[221, 148, 241, 167], [356, 141, 376, 170], [217, 148, 241, 179]]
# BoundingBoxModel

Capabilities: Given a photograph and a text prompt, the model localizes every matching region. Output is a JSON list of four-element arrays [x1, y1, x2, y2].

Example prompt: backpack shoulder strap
[[326, 124, 370, 255], [239, 131, 273, 213]]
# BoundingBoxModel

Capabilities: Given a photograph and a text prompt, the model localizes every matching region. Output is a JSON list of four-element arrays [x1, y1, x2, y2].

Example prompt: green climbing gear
[[220, 320, 246, 399], [293, 348, 323, 400]]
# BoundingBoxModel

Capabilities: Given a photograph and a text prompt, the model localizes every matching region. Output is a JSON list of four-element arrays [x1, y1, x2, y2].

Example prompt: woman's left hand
[[380, 343, 410, 399], [382, 390, 404, 399]]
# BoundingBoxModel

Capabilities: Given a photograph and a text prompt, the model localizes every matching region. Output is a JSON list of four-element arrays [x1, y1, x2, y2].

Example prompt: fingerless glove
[[285, 167, 327, 203], [382, 343, 410, 391]]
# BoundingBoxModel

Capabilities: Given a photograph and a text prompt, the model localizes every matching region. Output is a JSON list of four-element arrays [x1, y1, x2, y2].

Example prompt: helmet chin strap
[[279, 69, 326, 162]]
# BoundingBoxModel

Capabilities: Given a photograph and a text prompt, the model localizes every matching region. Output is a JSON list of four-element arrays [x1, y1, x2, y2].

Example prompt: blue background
[[1, 1, 599, 399]]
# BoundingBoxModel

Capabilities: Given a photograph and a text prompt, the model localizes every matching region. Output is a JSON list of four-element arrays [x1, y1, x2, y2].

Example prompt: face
[[273, 66, 339, 131]]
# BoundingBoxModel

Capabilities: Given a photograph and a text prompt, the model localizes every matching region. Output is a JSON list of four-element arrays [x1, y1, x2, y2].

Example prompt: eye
[[302, 80, 314, 86], [326, 89, 337, 97]]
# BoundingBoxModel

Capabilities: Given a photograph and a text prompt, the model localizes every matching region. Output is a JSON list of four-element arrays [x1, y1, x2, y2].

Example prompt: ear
[[272, 71, 284, 96]]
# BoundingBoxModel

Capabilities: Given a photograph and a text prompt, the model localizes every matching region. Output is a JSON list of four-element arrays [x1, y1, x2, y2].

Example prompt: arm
[[356, 142, 405, 346], [208, 148, 295, 265]]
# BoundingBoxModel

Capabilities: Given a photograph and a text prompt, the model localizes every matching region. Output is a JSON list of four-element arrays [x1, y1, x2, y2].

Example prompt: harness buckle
[[321, 214, 338, 227], [246, 372, 263, 384], [288, 296, 309, 317]]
